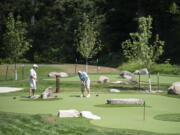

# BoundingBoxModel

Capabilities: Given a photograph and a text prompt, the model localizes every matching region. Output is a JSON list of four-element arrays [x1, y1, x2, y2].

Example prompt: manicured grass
[[0, 92, 180, 134], [0, 112, 173, 135], [1, 64, 180, 134]]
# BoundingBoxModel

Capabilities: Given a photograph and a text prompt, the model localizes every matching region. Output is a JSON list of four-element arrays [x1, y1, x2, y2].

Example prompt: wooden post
[[143, 101, 146, 120], [139, 73, 141, 90], [56, 75, 60, 93], [5, 65, 8, 80], [22, 64, 24, 80], [157, 72, 159, 90], [75, 58, 77, 74]]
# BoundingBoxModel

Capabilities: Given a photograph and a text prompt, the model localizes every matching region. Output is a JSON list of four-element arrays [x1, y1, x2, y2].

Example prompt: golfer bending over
[[78, 71, 91, 98], [29, 64, 38, 97]]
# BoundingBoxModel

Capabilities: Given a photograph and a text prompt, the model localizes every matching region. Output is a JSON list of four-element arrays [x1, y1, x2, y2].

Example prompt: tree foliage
[[122, 16, 165, 69], [75, 13, 102, 60], [3, 13, 31, 63], [0, 0, 180, 64]]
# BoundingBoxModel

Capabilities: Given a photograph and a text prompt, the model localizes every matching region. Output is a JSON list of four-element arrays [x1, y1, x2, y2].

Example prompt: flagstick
[[143, 101, 146, 120]]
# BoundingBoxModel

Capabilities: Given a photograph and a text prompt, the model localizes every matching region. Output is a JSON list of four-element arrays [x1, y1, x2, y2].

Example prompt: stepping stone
[[58, 109, 80, 118], [80, 111, 101, 120], [107, 98, 143, 104]]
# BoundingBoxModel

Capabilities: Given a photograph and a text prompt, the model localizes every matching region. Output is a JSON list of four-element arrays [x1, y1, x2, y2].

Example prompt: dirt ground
[[49, 64, 119, 73]]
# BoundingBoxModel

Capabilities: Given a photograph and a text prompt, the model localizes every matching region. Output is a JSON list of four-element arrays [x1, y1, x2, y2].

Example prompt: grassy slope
[[0, 111, 172, 135]]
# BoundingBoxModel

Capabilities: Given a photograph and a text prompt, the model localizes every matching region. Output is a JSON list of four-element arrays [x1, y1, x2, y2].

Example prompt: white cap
[[33, 64, 38, 68], [78, 71, 82, 74]]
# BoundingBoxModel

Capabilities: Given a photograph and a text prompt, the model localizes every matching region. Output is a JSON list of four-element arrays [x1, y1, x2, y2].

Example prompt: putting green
[[0, 92, 180, 134]]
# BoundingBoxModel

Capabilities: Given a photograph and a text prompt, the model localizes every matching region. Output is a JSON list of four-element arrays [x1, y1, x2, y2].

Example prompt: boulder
[[120, 71, 137, 83], [168, 82, 180, 95], [41, 87, 54, 99], [98, 76, 110, 83], [110, 89, 120, 93], [111, 81, 122, 84], [107, 98, 143, 104], [59, 72, 68, 77], [58, 109, 80, 118], [48, 72, 68, 77], [134, 68, 149, 75], [80, 111, 101, 120], [31, 95, 40, 99], [120, 71, 134, 79]]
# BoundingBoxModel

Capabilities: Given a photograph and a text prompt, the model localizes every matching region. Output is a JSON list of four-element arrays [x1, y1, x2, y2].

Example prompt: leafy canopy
[[3, 13, 32, 62], [121, 16, 165, 69], [74, 13, 102, 59]]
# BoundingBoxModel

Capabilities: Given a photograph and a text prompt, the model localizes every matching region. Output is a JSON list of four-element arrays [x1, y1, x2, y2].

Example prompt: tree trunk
[[85, 57, 88, 73], [14, 57, 17, 80], [31, 0, 35, 25], [148, 72, 152, 92]]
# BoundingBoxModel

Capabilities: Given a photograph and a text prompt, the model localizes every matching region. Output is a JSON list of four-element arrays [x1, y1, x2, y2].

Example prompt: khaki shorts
[[81, 79, 90, 89]]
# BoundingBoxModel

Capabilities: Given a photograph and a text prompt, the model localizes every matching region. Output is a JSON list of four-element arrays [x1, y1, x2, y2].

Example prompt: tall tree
[[74, 13, 102, 73], [3, 13, 31, 80], [122, 16, 165, 91]]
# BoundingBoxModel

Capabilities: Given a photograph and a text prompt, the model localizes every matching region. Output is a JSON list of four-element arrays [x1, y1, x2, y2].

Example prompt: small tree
[[3, 13, 31, 80], [122, 16, 165, 92], [74, 13, 102, 73]]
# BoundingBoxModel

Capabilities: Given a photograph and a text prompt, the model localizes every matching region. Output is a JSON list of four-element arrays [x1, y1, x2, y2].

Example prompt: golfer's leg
[[32, 89, 35, 96], [80, 84, 85, 97], [86, 80, 90, 97], [29, 88, 32, 97]]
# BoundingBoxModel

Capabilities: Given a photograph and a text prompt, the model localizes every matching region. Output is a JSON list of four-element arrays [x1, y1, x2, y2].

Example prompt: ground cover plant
[[0, 64, 180, 135]]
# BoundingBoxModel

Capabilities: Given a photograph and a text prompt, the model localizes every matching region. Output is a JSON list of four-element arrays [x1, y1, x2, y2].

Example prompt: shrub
[[118, 62, 180, 75]]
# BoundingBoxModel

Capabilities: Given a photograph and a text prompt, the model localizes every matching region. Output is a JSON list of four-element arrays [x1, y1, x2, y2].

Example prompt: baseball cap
[[33, 64, 38, 68]]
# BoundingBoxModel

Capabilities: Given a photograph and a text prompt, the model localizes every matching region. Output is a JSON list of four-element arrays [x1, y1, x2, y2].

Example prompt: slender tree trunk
[[148, 72, 152, 92], [138, 0, 145, 18], [14, 56, 17, 80], [85, 57, 88, 73], [31, 0, 35, 25]]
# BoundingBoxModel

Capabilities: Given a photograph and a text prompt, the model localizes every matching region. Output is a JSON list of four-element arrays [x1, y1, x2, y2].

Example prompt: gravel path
[[0, 87, 23, 93]]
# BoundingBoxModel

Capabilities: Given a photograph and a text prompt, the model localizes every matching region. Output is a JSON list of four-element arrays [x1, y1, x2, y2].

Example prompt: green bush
[[118, 62, 180, 75]]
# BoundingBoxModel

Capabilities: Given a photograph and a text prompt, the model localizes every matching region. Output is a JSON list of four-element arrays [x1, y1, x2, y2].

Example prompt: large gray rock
[[111, 81, 123, 84], [41, 87, 54, 99], [58, 109, 80, 118], [168, 82, 180, 95], [48, 72, 68, 77], [134, 68, 149, 75], [80, 111, 101, 120], [120, 71, 137, 83], [120, 71, 134, 79], [107, 98, 143, 104], [98, 76, 110, 83], [110, 89, 120, 93]]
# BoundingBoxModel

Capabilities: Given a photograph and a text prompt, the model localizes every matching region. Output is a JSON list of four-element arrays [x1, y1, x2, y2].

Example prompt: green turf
[[0, 92, 180, 134], [0, 112, 175, 135], [94, 104, 151, 108], [1, 65, 180, 134], [44, 73, 180, 86]]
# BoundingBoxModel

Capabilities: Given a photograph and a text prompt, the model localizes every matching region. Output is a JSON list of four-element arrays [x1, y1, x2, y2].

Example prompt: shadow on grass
[[154, 113, 180, 122], [94, 104, 151, 108], [106, 85, 145, 91], [20, 96, 63, 101], [161, 93, 180, 99], [69, 95, 81, 98]]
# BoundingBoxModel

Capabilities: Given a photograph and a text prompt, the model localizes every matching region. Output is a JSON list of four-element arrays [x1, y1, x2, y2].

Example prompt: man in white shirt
[[29, 64, 38, 97], [78, 71, 91, 98]]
